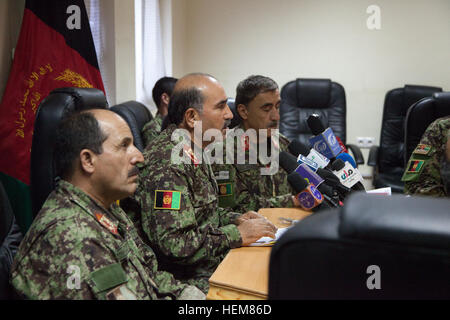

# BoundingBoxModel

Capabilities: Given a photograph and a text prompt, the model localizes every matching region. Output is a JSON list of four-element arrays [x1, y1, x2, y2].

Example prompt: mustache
[[268, 121, 278, 128], [128, 166, 140, 177], [223, 119, 231, 129]]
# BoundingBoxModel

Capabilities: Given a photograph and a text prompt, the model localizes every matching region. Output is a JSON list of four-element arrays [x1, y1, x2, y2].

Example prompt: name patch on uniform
[[95, 213, 119, 235], [407, 160, 425, 173], [218, 183, 232, 197], [154, 190, 181, 210], [413, 144, 432, 155], [215, 171, 229, 180]]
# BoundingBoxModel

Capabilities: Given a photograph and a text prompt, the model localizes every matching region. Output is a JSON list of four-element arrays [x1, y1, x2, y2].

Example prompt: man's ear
[[161, 93, 170, 106], [183, 107, 200, 130], [237, 104, 248, 120], [79, 149, 96, 174]]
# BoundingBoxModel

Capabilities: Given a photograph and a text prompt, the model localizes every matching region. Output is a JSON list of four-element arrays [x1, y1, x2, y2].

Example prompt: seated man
[[11, 109, 203, 300], [213, 75, 296, 211], [132, 73, 277, 293], [141, 76, 178, 146], [402, 115, 450, 197]]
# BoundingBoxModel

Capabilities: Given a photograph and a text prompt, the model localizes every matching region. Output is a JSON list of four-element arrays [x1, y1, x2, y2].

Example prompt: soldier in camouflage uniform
[[212, 75, 296, 211], [132, 73, 277, 293], [141, 76, 178, 147], [11, 110, 203, 300], [402, 115, 450, 197]]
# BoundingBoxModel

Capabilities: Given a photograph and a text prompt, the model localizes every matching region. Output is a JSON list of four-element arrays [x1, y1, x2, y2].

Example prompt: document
[[249, 227, 289, 247]]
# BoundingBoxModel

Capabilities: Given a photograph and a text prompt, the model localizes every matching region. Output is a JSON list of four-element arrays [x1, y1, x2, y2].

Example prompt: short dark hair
[[152, 77, 178, 108], [54, 111, 108, 179], [167, 87, 204, 126], [235, 75, 278, 107]]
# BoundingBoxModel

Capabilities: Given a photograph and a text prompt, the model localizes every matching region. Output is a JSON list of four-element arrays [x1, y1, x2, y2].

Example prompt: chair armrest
[[367, 145, 379, 167], [345, 144, 365, 165]]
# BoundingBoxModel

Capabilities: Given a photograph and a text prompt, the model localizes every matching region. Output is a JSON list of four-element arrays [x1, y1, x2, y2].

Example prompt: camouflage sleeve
[[234, 189, 293, 212], [11, 217, 117, 299], [137, 165, 242, 267], [216, 206, 242, 225], [403, 120, 447, 197]]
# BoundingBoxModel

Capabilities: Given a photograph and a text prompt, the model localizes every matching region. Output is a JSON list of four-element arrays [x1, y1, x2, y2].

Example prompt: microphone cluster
[[281, 114, 366, 212]]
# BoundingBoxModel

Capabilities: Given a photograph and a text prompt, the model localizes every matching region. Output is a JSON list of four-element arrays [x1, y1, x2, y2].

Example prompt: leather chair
[[0, 181, 23, 299], [30, 87, 107, 218], [280, 78, 364, 165], [269, 193, 450, 299], [368, 85, 442, 193], [404, 92, 450, 164], [110, 101, 153, 152]]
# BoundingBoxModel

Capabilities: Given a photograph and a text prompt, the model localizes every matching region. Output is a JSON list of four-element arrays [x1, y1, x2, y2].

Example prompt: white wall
[[172, 0, 450, 177]]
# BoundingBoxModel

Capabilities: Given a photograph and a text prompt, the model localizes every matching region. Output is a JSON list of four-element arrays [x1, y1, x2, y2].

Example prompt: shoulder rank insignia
[[406, 159, 425, 173], [218, 183, 232, 197], [413, 144, 432, 156], [154, 190, 181, 210], [95, 213, 119, 235], [183, 145, 200, 167]]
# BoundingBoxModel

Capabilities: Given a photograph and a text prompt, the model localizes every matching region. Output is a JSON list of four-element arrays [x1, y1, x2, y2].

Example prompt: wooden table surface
[[207, 207, 312, 300]]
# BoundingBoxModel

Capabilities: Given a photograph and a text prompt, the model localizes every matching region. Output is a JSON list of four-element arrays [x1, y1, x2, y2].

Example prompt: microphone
[[288, 139, 330, 169], [280, 151, 325, 188], [331, 159, 366, 191], [336, 152, 357, 169], [287, 172, 327, 211], [307, 114, 343, 160]]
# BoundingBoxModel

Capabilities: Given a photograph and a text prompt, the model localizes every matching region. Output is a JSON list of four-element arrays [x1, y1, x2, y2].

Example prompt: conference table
[[207, 207, 312, 300]]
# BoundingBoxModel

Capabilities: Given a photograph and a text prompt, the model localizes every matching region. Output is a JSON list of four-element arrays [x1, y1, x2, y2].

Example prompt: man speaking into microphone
[[212, 75, 298, 212]]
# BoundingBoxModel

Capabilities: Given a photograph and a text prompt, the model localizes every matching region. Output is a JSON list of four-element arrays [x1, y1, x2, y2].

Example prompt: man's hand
[[237, 218, 277, 246], [234, 210, 264, 225], [291, 195, 302, 208]]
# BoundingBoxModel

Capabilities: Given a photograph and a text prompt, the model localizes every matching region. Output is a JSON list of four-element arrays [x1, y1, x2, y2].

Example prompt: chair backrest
[[280, 78, 346, 147], [30, 87, 107, 218], [378, 85, 442, 174], [404, 92, 450, 165], [110, 101, 153, 152], [269, 193, 450, 299], [0, 180, 22, 299], [0, 181, 14, 246]]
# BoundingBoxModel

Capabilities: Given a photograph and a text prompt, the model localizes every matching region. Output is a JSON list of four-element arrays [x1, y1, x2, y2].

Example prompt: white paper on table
[[249, 227, 289, 247], [366, 187, 392, 196]]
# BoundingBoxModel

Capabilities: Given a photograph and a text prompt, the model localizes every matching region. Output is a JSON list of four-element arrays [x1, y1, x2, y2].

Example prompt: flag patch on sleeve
[[406, 160, 425, 173], [218, 183, 232, 196], [154, 190, 181, 210]]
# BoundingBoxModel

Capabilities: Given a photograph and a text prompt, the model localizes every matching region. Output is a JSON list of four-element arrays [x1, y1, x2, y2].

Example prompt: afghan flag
[[154, 191, 181, 210], [0, 0, 104, 232]]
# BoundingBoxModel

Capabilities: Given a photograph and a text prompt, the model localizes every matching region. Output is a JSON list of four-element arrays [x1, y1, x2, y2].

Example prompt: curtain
[[135, 0, 167, 112], [85, 0, 115, 105]]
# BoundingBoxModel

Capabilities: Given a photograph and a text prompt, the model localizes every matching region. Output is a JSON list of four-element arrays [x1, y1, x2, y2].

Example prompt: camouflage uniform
[[212, 124, 294, 211], [10, 180, 201, 300], [141, 113, 164, 147], [132, 124, 242, 293], [402, 116, 450, 197]]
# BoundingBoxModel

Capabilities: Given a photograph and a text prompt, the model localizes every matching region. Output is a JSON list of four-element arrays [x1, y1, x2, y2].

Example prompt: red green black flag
[[0, 0, 104, 231]]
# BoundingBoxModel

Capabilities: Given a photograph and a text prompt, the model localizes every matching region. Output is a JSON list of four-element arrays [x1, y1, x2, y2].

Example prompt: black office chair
[[280, 78, 364, 165], [0, 181, 23, 299], [30, 87, 108, 218], [404, 92, 450, 164], [368, 85, 442, 193], [110, 101, 153, 152], [269, 193, 450, 299]]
